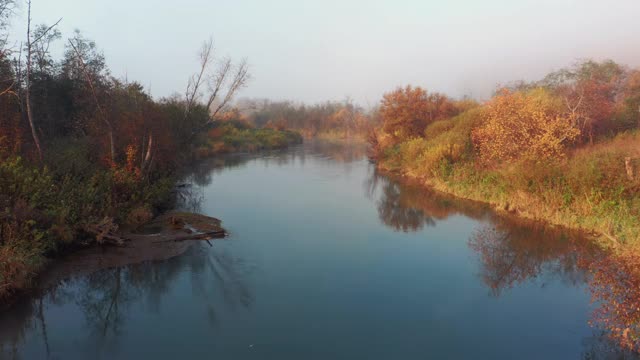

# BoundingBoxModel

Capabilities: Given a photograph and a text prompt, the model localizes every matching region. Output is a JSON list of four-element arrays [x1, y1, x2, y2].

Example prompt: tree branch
[[30, 17, 62, 45]]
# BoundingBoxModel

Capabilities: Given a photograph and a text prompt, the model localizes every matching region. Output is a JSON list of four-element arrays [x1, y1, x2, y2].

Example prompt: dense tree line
[[0, 0, 254, 300], [236, 98, 376, 139], [373, 60, 640, 160]]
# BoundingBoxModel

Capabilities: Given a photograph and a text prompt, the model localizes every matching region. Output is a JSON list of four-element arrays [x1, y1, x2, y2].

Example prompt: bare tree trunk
[[25, 1, 42, 161], [141, 132, 153, 175], [140, 133, 146, 168], [108, 126, 115, 164], [68, 39, 115, 164], [183, 38, 213, 121], [0, 79, 15, 97], [625, 157, 635, 181]]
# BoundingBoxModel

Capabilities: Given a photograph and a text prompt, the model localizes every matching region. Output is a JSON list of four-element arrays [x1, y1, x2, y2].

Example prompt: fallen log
[[150, 230, 227, 244], [84, 217, 127, 246]]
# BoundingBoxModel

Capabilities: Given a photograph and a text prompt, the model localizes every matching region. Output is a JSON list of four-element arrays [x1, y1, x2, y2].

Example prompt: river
[[0, 141, 636, 359]]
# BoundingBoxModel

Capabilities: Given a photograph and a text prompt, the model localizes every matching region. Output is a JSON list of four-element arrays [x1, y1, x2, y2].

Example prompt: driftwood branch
[[151, 230, 226, 244], [84, 217, 127, 246]]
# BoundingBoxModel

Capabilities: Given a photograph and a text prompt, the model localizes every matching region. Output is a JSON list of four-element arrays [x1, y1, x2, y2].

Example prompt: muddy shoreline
[[1, 212, 226, 310]]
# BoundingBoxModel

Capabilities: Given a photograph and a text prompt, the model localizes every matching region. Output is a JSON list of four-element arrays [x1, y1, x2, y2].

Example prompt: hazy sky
[[10, 0, 640, 105]]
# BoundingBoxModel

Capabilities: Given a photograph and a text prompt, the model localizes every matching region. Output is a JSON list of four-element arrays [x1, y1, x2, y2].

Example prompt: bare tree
[[209, 58, 249, 119], [24, 1, 60, 161], [21, 1, 62, 161], [183, 38, 213, 120], [68, 38, 115, 164], [0, 0, 13, 57], [32, 24, 61, 74], [184, 37, 250, 124]]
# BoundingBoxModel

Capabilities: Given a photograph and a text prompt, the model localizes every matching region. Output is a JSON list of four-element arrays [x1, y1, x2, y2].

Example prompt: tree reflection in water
[[2, 142, 639, 358], [0, 243, 253, 359], [182, 140, 369, 188], [365, 167, 490, 232], [470, 215, 640, 356], [584, 249, 640, 354], [368, 166, 640, 357], [468, 224, 595, 296]]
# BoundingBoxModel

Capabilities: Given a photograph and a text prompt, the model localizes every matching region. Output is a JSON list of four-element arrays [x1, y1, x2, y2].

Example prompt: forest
[[0, 0, 303, 300]]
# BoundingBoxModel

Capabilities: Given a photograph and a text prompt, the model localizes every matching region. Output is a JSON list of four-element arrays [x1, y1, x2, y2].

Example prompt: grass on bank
[[377, 109, 640, 246]]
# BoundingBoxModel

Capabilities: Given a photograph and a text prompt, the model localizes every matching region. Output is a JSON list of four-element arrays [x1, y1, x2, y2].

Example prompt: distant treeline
[[234, 99, 377, 139]]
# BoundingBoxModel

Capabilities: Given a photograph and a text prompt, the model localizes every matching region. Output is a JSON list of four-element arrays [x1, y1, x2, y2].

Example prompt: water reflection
[[183, 140, 369, 189], [585, 249, 640, 354], [365, 168, 490, 232], [468, 224, 594, 296], [0, 244, 253, 359], [1, 141, 639, 359], [367, 164, 640, 357]]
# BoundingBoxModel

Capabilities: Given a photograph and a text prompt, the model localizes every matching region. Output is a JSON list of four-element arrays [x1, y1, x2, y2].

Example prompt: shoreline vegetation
[[0, 1, 306, 304], [367, 60, 640, 352], [368, 61, 640, 247], [374, 129, 640, 247]]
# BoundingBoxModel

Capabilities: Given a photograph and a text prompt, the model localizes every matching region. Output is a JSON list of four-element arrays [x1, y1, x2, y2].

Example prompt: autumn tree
[[542, 60, 625, 142], [379, 85, 457, 142], [473, 88, 580, 163], [618, 69, 640, 129], [327, 99, 369, 138]]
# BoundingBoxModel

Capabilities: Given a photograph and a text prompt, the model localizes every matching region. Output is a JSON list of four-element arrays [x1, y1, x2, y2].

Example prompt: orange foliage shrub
[[207, 127, 225, 139], [380, 85, 458, 142], [472, 88, 580, 163]]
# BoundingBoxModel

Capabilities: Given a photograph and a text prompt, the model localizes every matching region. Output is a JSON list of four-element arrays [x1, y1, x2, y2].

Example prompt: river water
[[0, 141, 636, 359]]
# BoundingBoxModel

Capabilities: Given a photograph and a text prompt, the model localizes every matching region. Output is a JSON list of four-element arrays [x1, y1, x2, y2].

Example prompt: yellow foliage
[[473, 88, 580, 163]]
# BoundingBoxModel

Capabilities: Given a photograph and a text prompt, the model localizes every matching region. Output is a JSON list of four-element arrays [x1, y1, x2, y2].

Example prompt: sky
[[9, 0, 640, 105]]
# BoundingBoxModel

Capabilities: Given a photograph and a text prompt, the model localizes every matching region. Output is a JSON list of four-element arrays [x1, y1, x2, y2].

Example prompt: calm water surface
[[0, 142, 634, 359]]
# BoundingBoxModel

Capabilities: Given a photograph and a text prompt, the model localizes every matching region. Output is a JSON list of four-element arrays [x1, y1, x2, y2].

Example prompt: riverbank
[[4, 141, 637, 359], [373, 127, 640, 249], [0, 130, 301, 304], [194, 120, 303, 157], [36, 212, 226, 290], [373, 145, 640, 352]]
